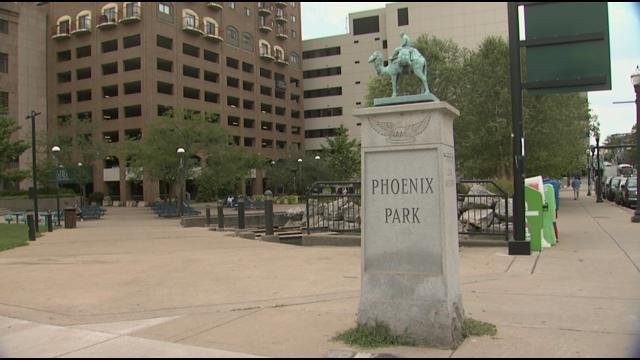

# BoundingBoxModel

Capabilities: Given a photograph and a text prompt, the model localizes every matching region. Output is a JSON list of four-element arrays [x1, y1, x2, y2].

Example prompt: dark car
[[614, 177, 628, 205], [621, 177, 637, 208], [603, 176, 614, 200], [608, 177, 623, 202]]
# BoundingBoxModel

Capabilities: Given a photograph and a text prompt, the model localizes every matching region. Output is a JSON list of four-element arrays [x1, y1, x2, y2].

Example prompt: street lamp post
[[297, 158, 303, 194], [595, 134, 603, 203], [51, 146, 61, 226], [28, 111, 42, 232], [631, 66, 640, 222], [177, 148, 185, 218], [587, 149, 592, 196], [78, 162, 84, 208], [590, 146, 596, 197]]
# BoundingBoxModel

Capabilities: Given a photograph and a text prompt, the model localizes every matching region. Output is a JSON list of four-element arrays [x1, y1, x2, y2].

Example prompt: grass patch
[[462, 317, 497, 338], [0, 223, 29, 252], [334, 321, 415, 348]]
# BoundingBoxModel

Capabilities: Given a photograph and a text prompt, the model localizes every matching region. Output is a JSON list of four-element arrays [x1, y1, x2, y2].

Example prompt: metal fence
[[305, 181, 361, 234], [457, 180, 510, 241]]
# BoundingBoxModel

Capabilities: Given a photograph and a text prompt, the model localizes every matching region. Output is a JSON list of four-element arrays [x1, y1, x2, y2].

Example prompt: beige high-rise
[[42, 2, 303, 202], [302, 2, 507, 150], [0, 3, 48, 191]]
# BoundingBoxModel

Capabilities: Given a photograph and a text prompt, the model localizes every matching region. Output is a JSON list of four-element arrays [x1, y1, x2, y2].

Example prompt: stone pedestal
[[353, 101, 464, 349]]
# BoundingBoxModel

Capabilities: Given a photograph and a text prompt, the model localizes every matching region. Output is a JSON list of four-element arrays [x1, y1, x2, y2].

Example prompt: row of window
[[57, 58, 141, 83], [302, 46, 340, 60], [303, 87, 342, 99], [305, 128, 339, 139], [303, 66, 341, 79], [57, 82, 141, 104], [304, 107, 343, 119], [56, 34, 140, 62]]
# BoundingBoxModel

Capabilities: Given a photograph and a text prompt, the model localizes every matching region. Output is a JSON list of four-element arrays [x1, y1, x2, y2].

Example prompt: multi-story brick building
[[45, 2, 303, 202]]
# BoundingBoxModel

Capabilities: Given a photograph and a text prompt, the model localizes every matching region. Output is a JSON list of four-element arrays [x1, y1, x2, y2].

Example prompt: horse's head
[[368, 51, 382, 63]]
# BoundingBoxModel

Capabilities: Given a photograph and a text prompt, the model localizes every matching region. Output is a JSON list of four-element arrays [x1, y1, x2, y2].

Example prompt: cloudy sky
[[301, 2, 640, 142]]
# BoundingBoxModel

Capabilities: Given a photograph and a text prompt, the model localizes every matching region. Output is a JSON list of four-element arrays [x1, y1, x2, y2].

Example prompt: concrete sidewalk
[[0, 189, 638, 357]]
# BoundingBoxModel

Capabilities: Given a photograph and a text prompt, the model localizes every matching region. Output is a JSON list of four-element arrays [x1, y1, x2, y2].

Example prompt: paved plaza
[[0, 188, 638, 357]]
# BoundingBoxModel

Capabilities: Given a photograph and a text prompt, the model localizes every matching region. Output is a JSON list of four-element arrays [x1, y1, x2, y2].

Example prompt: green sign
[[523, 2, 611, 94]]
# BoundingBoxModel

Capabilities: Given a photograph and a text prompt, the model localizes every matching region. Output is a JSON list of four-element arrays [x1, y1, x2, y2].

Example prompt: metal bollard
[[46, 212, 53, 232], [217, 203, 224, 229], [205, 205, 211, 227], [264, 190, 273, 236], [237, 199, 245, 229], [27, 214, 36, 241]]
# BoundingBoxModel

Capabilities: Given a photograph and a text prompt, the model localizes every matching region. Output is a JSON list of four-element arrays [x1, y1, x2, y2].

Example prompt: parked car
[[608, 176, 624, 202], [621, 177, 637, 208], [614, 177, 628, 205], [603, 176, 614, 200]]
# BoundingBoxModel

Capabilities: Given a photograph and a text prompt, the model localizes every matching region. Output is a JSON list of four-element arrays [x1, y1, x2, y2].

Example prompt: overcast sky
[[301, 2, 640, 142]]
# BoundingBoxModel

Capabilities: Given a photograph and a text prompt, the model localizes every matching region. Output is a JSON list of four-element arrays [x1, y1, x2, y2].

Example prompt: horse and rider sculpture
[[368, 32, 437, 100]]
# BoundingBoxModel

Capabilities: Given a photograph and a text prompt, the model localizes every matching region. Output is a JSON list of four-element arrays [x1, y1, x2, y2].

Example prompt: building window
[[245, 7, 251, 16], [241, 32, 254, 52], [305, 128, 340, 139], [102, 39, 118, 53], [275, 106, 286, 116], [244, 137, 255, 147], [123, 57, 141, 71], [353, 15, 379, 35], [303, 66, 341, 79], [76, 45, 91, 59], [397, 7, 409, 26], [125, 128, 142, 141], [0, 19, 8, 34], [204, 70, 219, 83], [57, 71, 72, 83], [183, 64, 200, 79], [243, 118, 255, 128], [260, 67, 272, 79], [260, 103, 272, 113], [226, 26, 239, 47], [124, 105, 142, 118], [123, 81, 141, 94], [57, 50, 71, 62], [291, 15, 296, 23], [227, 76, 239, 88], [304, 87, 342, 99], [0, 52, 6, 73], [204, 19, 218, 36], [304, 107, 343, 119], [383, 40, 387, 49], [204, 49, 219, 63], [0, 91, 7, 111], [242, 62, 254, 73], [157, 81, 173, 95], [291, 126, 301, 135], [289, 52, 300, 65], [243, 99, 254, 110], [243, 81, 254, 92], [204, 91, 219, 103], [261, 139, 273, 149], [261, 121, 273, 131], [302, 46, 340, 59], [123, 34, 141, 48], [276, 123, 287, 133], [227, 96, 240, 108], [291, 29, 296, 39], [228, 2, 236, 9], [158, 2, 172, 16], [102, 6, 117, 22], [157, 34, 173, 50], [228, 116, 240, 127], [102, 85, 118, 98], [103, 131, 119, 143], [78, 111, 92, 123], [182, 43, 200, 57], [76, 67, 91, 80], [260, 86, 271, 96], [102, 108, 118, 120], [102, 62, 118, 75], [157, 104, 173, 116], [205, 112, 219, 123], [57, 114, 72, 126], [226, 57, 239, 69], [183, 87, 200, 100]]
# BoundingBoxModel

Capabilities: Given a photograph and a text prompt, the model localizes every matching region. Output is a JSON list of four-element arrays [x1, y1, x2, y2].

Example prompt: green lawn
[[0, 223, 29, 252]]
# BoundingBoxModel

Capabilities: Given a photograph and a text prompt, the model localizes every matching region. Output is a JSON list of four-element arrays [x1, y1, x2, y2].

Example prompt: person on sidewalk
[[571, 176, 582, 200]]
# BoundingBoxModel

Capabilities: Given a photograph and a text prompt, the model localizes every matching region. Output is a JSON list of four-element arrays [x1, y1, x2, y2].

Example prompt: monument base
[[354, 101, 464, 349], [373, 93, 439, 107]]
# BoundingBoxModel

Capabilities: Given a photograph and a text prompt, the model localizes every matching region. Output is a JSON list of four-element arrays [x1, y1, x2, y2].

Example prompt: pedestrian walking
[[571, 176, 581, 200]]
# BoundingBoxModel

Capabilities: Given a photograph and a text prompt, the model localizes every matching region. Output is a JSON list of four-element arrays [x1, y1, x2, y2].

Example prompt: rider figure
[[390, 32, 411, 65]]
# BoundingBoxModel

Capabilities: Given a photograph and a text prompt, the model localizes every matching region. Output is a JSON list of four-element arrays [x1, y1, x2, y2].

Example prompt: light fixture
[[177, 147, 185, 154], [297, 158, 302, 163], [314, 155, 320, 160], [51, 146, 61, 152]]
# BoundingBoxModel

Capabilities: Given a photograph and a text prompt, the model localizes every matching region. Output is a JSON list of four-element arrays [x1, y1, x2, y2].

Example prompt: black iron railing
[[305, 181, 361, 234], [457, 180, 510, 241]]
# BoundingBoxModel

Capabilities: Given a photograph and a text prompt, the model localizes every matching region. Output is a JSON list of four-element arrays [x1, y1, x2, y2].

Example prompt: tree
[[0, 110, 30, 190], [265, 151, 334, 195], [321, 125, 361, 180], [126, 109, 260, 201]]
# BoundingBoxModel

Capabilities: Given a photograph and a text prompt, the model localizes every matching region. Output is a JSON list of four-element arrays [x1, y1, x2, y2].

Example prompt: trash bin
[[64, 207, 77, 229]]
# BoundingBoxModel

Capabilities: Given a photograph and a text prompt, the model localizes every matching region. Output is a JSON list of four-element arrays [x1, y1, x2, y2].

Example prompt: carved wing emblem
[[368, 114, 431, 144]]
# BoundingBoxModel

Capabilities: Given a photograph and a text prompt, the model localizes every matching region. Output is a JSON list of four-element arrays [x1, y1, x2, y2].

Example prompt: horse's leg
[[391, 72, 398, 97], [414, 59, 429, 94]]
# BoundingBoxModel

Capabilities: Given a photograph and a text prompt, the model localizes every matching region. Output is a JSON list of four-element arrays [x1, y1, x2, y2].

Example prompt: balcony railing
[[276, 26, 288, 39], [258, 3, 272, 15], [96, 12, 118, 29], [275, 10, 287, 23], [206, 2, 223, 10], [119, 3, 141, 23], [258, 18, 273, 32], [71, 18, 92, 34], [275, 53, 289, 65], [204, 27, 224, 42], [182, 16, 204, 35], [260, 48, 275, 61], [275, 2, 288, 8], [51, 23, 71, 39]]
